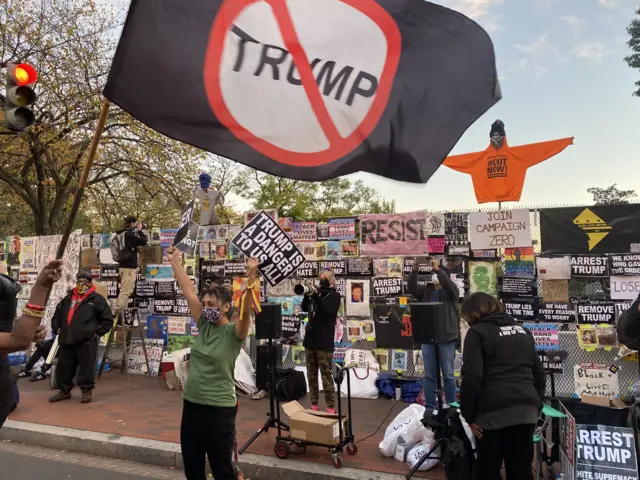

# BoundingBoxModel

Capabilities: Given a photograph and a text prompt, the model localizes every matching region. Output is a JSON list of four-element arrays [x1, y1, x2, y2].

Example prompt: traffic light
[[3, 62, 37, 131]]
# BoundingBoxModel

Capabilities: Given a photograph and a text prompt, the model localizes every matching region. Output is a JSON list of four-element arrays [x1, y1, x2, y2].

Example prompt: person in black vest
[[459, 292, 545, 480], [49, 272, 113, 404], [302, 268, 341, 413]]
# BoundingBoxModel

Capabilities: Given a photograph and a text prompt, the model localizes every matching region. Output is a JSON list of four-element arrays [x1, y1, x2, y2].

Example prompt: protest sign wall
[[468, 209, 532, 250], [359, 212, 429, 256], [231, 210, 305, 286]]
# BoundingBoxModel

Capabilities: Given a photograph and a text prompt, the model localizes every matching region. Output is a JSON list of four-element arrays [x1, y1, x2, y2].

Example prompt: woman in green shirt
[[167, 247, 257, 480]]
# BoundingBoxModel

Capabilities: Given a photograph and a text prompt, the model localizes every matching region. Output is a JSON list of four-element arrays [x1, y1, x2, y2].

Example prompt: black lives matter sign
[[610, 254, 640, 276], [570, 255, 609, 277], [577, 301, 616, 324], [231, 210, 305, 286], [372, 277, 402, 297]]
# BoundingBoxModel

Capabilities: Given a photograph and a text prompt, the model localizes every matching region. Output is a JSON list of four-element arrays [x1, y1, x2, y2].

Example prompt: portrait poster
[[19, 237, 37, 270], [469, 261, 498, 297], [346, 279, 370, 317]]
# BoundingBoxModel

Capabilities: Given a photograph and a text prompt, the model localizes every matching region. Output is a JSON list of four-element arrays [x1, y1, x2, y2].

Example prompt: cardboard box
[[581, 395, 628, 409], [281, 401, 348, 445]]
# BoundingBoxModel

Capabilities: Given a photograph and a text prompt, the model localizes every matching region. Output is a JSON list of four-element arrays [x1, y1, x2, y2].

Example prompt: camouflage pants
[[305, 349, 335, 409]]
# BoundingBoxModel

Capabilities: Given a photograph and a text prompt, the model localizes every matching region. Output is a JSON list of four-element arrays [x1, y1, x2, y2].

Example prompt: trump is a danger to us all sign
[[231, 210, 305, 286]]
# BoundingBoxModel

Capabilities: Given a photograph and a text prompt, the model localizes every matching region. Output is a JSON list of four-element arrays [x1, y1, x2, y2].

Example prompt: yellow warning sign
[[573, 208, 612, 251]]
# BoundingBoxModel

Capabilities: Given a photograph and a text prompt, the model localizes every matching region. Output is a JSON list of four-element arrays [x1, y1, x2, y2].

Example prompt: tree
[[587, 184, 637, 205], [0, 0, 206, 235], [242, 173, 395, 220], [624, 7, 640, 97]]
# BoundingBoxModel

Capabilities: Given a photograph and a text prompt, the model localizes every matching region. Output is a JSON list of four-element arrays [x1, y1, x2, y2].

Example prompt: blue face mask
[[203, 307, 221, 324]]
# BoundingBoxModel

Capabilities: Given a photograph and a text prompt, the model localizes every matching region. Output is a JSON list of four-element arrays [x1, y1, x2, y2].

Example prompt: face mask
[[320, 279, 330, 289], [76, 283, 90, 295], [203, 307, 221, 324], [490, 133, 504, 149]]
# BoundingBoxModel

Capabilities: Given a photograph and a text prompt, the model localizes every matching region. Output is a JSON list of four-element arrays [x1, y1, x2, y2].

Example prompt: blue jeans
[[422, 341, 457, 410]]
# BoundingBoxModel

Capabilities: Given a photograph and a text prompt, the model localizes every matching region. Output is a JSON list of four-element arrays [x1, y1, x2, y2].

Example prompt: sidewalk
[[3, 372, 444, 479]]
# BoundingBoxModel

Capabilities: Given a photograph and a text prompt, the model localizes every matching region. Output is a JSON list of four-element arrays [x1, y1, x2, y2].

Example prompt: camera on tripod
[[294, 284, 316, 296]]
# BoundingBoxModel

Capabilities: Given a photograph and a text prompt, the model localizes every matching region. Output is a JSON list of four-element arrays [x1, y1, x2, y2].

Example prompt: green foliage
[[587, 184, 637, 205], [624, 7, 640, 97], [242, 173, 395, 221]]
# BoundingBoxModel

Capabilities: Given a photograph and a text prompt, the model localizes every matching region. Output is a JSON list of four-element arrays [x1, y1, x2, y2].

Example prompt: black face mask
[[320, 279, 330, 289]]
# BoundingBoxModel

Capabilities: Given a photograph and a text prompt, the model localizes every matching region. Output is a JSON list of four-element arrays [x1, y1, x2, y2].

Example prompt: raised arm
[[442, 149, 486, 174], [167, 246, 202, 321], [0, 260, 63, 353], [235, 257, 260, 341]]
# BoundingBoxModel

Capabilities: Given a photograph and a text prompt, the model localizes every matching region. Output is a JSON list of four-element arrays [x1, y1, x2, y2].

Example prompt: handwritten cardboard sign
[[469, 209, 532, 250]]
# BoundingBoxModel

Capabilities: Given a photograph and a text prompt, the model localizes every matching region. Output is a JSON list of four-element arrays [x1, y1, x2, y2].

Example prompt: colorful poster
[[341, 239, 359, 257], [387, 257, 403, 277], [346, 279, 370, 317], [168, 317, 188, 335], [160, 228, 178, 247], [145, 264, 174, 282], [523, 323, 559, 351], [292, 222, 317, 242], [427, 236, 445, 254], [326, 241, 342, 259], [392, 350, 408, 371], [359, 212, 429, 256], [6, 235, 21, 266], [329, 218, 356, 240], [127, 338, 164, 376], [413, 350, 424, 373], [504, 247, 535, 278], [374, 349, 389, 371], [469, 261, 497, 297], [146, 315, 169, 345], [19, 237, 37, 270], [298, 242, 316, 260]]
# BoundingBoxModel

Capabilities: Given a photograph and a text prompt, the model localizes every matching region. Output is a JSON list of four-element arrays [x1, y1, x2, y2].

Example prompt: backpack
[[110, 232, 127, 263]]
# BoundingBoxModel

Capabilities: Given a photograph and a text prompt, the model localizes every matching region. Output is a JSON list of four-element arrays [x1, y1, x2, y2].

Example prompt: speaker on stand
[[239, 303, 289, 454]]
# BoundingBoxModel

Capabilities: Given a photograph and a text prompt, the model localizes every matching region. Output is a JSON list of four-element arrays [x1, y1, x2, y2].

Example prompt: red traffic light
[[10, 63, 37, 86]]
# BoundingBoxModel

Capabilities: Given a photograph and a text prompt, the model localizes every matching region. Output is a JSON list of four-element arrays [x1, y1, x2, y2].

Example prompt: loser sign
[[231, 210, 305, 286], [468, 209, 532, 250]]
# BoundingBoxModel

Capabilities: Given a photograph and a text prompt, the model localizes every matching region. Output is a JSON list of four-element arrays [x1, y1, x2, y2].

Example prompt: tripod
[[406, 344, 449, 479], [238, 338, 289, 454]]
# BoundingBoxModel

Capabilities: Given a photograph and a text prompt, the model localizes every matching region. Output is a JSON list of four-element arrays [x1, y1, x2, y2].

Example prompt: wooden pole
[[55, 99, 110, 259]]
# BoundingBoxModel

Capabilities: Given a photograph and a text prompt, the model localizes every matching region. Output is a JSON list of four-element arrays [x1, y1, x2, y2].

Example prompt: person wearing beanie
[[115, 215, 148, 313], [49, 272, 113, 404], [194, 172, 223, 226]]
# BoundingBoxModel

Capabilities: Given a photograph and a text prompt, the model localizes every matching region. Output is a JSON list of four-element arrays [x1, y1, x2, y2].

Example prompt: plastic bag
[[340, 367, 379, 399], [379, 404, 426, 457], [407, 437, 439, 471]]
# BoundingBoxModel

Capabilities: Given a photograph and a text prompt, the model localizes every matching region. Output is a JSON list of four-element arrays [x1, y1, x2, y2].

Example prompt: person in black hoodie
[[115, 215, 148, 313], [407, 257, 460, 411], [617, 293, 640, 350], [49, 272, 113, 404], [459, 292, 545, 480], [302, 268, 341, 413]]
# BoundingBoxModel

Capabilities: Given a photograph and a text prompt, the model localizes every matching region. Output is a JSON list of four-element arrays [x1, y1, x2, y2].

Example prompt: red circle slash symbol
[[204, 0, 401, 167]]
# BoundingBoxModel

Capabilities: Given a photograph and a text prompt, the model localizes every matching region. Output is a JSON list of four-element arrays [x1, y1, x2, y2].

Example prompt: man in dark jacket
[[617, 294, 640, 350], [302, 270, 341, 413], [49, 272, 113, 404], [407, 257, 460, 411], [116, 215, 148, 313]]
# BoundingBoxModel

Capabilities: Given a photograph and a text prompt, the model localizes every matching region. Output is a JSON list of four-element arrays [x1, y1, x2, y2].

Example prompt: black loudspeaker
[[255, 303, 282, 340], [256, 344, 282, 391], [410, 302, 458, 344]]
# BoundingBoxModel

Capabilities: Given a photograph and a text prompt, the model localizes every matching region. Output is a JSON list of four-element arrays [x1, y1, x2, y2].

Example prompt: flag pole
[[55, 99, 111, 259]]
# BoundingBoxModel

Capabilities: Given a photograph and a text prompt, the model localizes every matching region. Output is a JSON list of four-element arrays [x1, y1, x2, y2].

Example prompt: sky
[[102, 0, 640, 212]]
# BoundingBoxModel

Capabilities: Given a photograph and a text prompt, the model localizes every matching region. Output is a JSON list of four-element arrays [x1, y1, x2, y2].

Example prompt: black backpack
[[271, 368, 307, 402]]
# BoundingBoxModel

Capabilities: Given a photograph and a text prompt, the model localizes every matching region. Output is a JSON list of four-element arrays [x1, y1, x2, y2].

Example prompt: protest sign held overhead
[[103, 0, 500, 183], [174, 222, 200, 256], [231, 210, 305, 286]]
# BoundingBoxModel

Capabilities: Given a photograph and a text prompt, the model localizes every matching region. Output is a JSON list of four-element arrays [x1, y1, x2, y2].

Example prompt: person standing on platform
[[407, 257, 460, 411], [302, 268, 341, 414], [167, 246, 257, 480], [194, 173, 223, 226], [0, 260, 62, 429], [115, 215, 148, 314], [49, 273, 113, 404], [460, 292, 545, 480]]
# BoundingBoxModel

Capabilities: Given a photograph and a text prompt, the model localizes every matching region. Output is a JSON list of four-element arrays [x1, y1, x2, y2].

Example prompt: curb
[[0, 421, 409, 480]]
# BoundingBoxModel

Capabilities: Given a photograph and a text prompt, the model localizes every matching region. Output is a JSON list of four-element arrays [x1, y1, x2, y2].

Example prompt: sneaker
[[81, 390, 92, 404], [326, 408, 336, 414], [15, 370, 30, 379], [310, 405, 319, 411], [30, 372, 46, 382], [251, 390, 267, 400], [49, 391, 71, 403]]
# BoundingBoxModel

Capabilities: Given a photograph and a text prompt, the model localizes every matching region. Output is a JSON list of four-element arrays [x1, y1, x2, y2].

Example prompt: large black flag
[[104, 0, 500, 183]]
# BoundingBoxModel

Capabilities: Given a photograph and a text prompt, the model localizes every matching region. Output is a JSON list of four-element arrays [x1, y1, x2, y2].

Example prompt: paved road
[[0, 441, 185, 479]]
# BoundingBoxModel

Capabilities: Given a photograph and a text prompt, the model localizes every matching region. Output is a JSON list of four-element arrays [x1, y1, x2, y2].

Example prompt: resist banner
[[231, 210, 305, 286], [468, 209, 532, 250], [360, 212, 429, 256]]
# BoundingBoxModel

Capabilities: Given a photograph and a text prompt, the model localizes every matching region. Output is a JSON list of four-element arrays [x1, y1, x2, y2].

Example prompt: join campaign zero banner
[[103, 0, 500, 183], [540, 205, 640, 254]]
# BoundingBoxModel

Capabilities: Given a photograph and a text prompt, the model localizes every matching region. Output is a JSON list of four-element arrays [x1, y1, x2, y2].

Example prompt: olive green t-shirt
[[183, 320, 243, 407]]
